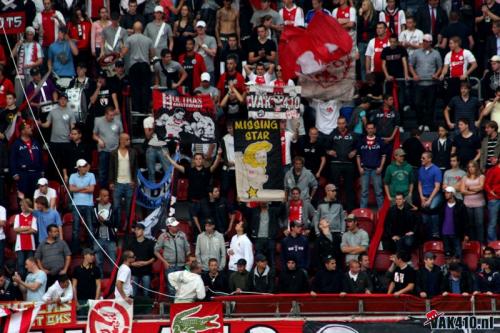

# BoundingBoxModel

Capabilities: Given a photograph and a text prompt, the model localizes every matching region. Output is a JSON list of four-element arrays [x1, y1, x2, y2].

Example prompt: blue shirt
[[33, 209, 62, 243], [48, 40, 75, 77], [69, 172, 96, 206], [418, 164, 442, 196]]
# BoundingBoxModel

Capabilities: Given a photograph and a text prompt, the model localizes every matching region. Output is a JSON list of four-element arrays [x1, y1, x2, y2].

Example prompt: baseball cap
[[196, 20, 206, 28], [97, 70, 107, 78], [325, 184, 337, 191], [345, 214, 357, 222], [236, 258, 247, 266], [255, 253, 267, 262], [37, 178, 48, 186], [422, 34, 433, 42], [424, 252, 436, 260], [167, 217, 179, 227], [394, 148, 406, 156], [491, 55, 500, 62], [154, 5, 164, 12], [83, 248, 95, 255], [25, 26, 35, 34], [30, 67, 40, 76], [75, 159, 88, 168], [135, 222, 146, 230], [444, 186, 456, 194], [59, 91, 68, 99], [201, 72, 210, 82], [205, 218, 215, 225]]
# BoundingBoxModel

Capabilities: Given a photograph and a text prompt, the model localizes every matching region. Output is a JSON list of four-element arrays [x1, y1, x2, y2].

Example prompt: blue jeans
[[132, 275, 152, 297], [94, 238, 117, 276], [358, 42, 368, 81], [467, 206, 485, 244], [487, 199, 500, 242], [421, 194, 443, 239], [16, 250, 33, 278], [165, 265, 183, 298], [72, 205, 95, 253], [360, 168, 384, 208], [145, 147, 171, 182], [443, 235, 462, 257], [113, 183, 133, 231], [98, 151, 111, 188]]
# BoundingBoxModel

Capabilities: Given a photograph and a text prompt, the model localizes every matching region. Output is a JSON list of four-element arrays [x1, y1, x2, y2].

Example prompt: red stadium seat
[[91, 150, 99, 171], [176, 178, 189, 201], [462, 241, 482, 271], [48, 180, 61, 207], [351, 208, 375, 236], [462, 241, 481, 257], [177, 220, 193, 243], [423, 241, 445, 266], [374, 250, 393, 272], [152, 259, 163, 274], [487, 241, 500, 252]]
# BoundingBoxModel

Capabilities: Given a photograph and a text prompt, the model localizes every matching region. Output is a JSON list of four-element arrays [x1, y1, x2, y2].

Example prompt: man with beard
[[179, 38, 207, 94]]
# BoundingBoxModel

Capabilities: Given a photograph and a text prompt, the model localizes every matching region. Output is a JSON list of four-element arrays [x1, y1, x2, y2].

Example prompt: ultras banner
[[152, 90, 216, 143], [234, 119, 285, 202], [246, 85, 301, 120]]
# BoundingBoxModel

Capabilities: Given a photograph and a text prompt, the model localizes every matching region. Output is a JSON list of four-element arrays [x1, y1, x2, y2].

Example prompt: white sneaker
[[418, 125, 424, 131], [424, 126, 430, 132]]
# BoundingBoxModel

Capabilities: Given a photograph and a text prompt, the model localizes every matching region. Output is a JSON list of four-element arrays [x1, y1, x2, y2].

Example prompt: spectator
[[440, 11, 474, 50], [13, 199, 37, 277], [33, 0, 66, 52], [72, 248, 101, 308], [219, 35, 244, 71], [483, 58, 500, 100], [120, 0, 145, 33], [248, 25, 277, 64], [69, 159, 96, 253], [281, 221, 309, 270], [341, 259, 373, 294], [415, 0, 448, 48], [341, 214, 369, 265], [311, 256, 343, 294], [35, 224, 71, 288], [357, 0, 378, 80], [251, 0, 283, 32], [126, 223, 155, 297], [313, 184, 345, 236], [229, 258, 249, 293], [332, 0, 356, 32], [92, 188, 117, 272], [33, 196, 62, 244], [452, 119, 481, 170], [217, 54, 245, 97], [443, 154, 465, 200], [327, 116, 358, 211], [202, 258, 228, 299], [485, 159, 500, 241], [248, 254, 275, 293], [480, 121, 500, 171], [12, 257, 47, 301], [0, 271, 19, 301], [384, 148, 414, 202], [387, 251, 416, 295], [383, 193, 417, 253], [93, 107, 123, 188], [169, 260, 206, 303], [67, 9, 92, 65], [357, 122, 387, 209], [114, 250, 134, 304], [440, 186, 469, 257], [279, 256, 309, 293], [216, 0, 241, 48], [476, 258, 500, 294], [432, 126, 452, 172], [416, 252, 443, 298], [194, 73, 220, 104], [418, 151, 443, 239], [47, 27, 79, 77], [194, 21, 217, 81], [101, 12, 127, 63], [379, 0, 405, 35], [220, 122, 236, 203], [90, 7, 110, 59], [409, 34, 442, 131], [359, 252, 383, 292], [34, 178, 57, 209], [366, 21, 390, 83], [442, 263, 475, 295], [399, 16, 422, 56], [64, 127, 92, 184], [305, 0, 331, 25], [154, 218, 190, 296], [201, 186, 235, 234], [444, 82, 482, 133], [153, 49, 188, 96], [461, 161, 486, 244], [316, 218, 342, 265], [482, 90, 500, 134], [12, 27, 43, 98], [89, 71, 120, 122], [284, 156, 318, 202], [381, 37, 409, 113], [280, 0, 305, 27], [195, 219, 226, 271], [145, 6, 174, 58], [228, 221, 254, 273], [348, 98, 369, 135], [286, 188, 315, 232], [244, 63, 274, 86], [179, 38, 207, 94]]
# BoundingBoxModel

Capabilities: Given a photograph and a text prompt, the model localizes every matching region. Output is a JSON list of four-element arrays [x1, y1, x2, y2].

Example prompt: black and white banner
[[246, 85, 301, 120]]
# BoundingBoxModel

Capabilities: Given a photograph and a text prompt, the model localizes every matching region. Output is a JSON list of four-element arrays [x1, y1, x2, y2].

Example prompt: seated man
[[310, 255, 343, 295], [341, 259, 373, 294], [387, 251, 416, 295], [247, 254, 275, 293], [340, 214, 369, 265], [202, 258, 228, 300], [278, 257, 309, 293], [416, 252, 443, 298], [229, 259, 249, 293], [476, 258, 500, 294], [442, 263, 476, 296]]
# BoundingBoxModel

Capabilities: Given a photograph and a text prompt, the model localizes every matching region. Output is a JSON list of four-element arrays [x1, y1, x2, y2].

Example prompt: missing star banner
[[152, 90, 216, 143], [246, 85, 301, 120], [234, 119, 285, 202]]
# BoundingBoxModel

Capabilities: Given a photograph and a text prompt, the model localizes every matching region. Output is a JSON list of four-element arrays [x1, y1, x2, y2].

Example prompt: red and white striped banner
[[0, 304, 41, 333]]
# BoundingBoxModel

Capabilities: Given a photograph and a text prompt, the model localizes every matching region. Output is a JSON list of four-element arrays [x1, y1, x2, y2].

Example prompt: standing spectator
[[399, 16, 423, 57], [441, 263, 475, 295], [409, 34, 442, 131], [357, 122, 387, 209], [194, 21, 217, 82], [278, 257, 309, 293], [33, 196, 62, 244], [327, 116, 358, 211], [444, 82, 482, 132], [341, 260, 373, 294], [279, 0, 305, 27], [64, 127, 92, 184], [247, 254, 275, 293], [14, 199, 37, 277], [415, 0, 448, 44], [194, 73, 220, 104], [12, 257, 47, 301], [179, 38, 207, 94], [248, 25, 277, 64], [379, 0, 405, 35], [316, 219, 342, 266], [126, 223, 155, 297], [357, 0, 378, 80], [281, 221, 309, 270], [418, 152, 443, 239], [200, 186, 235, 234], [381, 36, 409, 113], [220, 122, 235, 203], [34, 178, 57, 209], [92, 188, 117, 272], [153, 49, 188, 96], [114, 250, 134, 304], [286, 188, 315, 232], [461, 161, 486, 244], [12, 27, 43, 98], [101, 12, 127, 61], [305, 0, 331, 25], [383, 193, 417, 252], [313, 184, 345, 236], [432, 126, 452, 172], [384, 148, 414, 202], [229, 258, 249, 293], [47, 27, 79, 77], [227, 221, 254, 273], [120, 21, 153, 114], [480, 121, 500, 171], [120, 0, 145, 33], [33, 0, 66, 53], [10, 122, 43, 200], [217, 54, 245, 97], [451, 119, 481, 169], [332, 0, 356, 33], [216, 0, 241, 48], [195, 219, 226, 271], [69, 159, 96, 253], [202, 258, 228, 299], [440, 186, 468, 257], [284, 156, 318, 202], [109, 133, 137, 231], [359, 252, 383, 292], [90, 7, 111, 60], [93, 107, 123, 187], [485, 159, 500, 241], [35, 224, 71, 288], [442, 154, 466, 200], [372, 94, 400, 144], [387, 251, 416, 295], [310, 256, 343, 294], [168, 261, 206, 303], [348, 99, 369, 135], [72, 248, 101, 308], [154, 218, 190, 296], [67, 9, 92, 65], [341, 214, 369, 265], [439, 11, 474, 50], [0, 272, 18, 301], [89, 71, 120, 122], [365, 22, 389, 81], [416, 252, 443, 298], [251, 0, 283, 32], [144, 6, 174, 58]]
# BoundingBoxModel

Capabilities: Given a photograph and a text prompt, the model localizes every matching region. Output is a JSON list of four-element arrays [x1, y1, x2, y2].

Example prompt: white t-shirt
[[398, 29, 423, 56], [312, 99, 340, 136], [0, 206, 5, 240], [34, 187, 57, 206], [143, 116, 166, 147], [114, 264, 133, 300]]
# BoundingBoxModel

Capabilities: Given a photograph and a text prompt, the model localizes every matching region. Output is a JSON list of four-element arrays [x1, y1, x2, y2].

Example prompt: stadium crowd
[[0, 0, 497, 308]]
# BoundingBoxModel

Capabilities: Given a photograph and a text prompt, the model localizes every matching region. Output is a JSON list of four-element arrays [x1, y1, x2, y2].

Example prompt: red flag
[[170, 302, 223, 333], [0, 305, 41, 333]]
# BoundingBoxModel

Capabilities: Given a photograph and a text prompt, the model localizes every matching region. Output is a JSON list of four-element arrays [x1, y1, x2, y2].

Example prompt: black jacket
[[109, 147, 139, 185], [441, 271, 476, 294], [383, 203, 418, 252], [416, 265, 443, 298], [202, 271, 229, 299], [438, 199, 468, 240], [415, 5, 448, 41], [315, 232, 342, 265], [312, 268, 343, 293], [278, 269, 310, 293], [431, 138, 452, 170], [342, 271, 373, 294], [246, 204, 284, 240], [248, 266, 275, 293]]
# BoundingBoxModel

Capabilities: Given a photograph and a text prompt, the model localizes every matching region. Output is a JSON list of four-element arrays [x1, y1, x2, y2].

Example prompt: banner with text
[[170, 302, 223, 333], [152, 90, 216, 143], [303, 322, 432, 333], [234, 119, 285, 202], [246, 85, 301, 120], [0, 0, 25, 34], [86, 299, 133, 333]]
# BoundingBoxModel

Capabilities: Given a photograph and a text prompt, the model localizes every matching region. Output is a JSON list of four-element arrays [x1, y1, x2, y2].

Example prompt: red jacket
[[217, 71, 245, 96], [67, 21, 92, 50], [485, 165, 500, 201], [178, 52, 206, 94]]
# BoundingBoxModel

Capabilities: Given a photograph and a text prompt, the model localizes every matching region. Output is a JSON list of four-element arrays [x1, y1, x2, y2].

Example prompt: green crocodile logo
[[171, 304, 221, 333]]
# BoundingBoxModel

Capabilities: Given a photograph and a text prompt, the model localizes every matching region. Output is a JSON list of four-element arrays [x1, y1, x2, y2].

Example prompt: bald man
[[120, 21, 155, 113], [109, 132, 139, 231]]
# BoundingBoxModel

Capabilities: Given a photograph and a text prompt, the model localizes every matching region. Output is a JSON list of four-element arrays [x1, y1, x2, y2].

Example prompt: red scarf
[[289, 200, 303, 224], [24, 139, 34, 161]]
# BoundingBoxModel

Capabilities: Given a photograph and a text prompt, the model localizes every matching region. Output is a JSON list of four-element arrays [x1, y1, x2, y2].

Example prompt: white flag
[[86, 299, 133, 333], [0, 304, 41, 333]]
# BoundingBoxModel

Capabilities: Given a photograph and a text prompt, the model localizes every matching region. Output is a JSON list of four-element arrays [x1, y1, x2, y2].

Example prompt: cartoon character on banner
[[190, 112, 215, 142], [235, 141, 272, 198]]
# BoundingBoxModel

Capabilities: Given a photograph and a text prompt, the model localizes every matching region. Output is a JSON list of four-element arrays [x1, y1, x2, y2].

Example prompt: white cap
[[422, 34, 433, 42], [167, 217, 179, 227], [154, 5, 164, 13], [37, 178, 48, 186], [75, 159, 88, 168], [201, 72, 210, 82], [196, 20, 206, 28], [25, 26, 35, 34], [491, 55, 500, 62], [444, 186, 456, 194]]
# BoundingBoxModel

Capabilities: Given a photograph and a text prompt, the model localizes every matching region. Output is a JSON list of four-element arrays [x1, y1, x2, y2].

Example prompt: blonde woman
[[357, 0, 378, 80], [460, 161, 486, 243]]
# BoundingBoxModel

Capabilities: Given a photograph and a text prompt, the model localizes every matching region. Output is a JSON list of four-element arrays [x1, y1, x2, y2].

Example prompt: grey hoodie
[[195, 230, 226, 271], [284, 167, 318, 201], [313, 200, 345, 235]]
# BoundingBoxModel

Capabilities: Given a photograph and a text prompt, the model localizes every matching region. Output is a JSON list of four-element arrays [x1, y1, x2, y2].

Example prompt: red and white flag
[[0, 304, 41, 333]]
